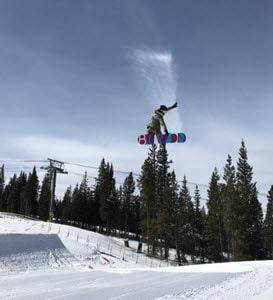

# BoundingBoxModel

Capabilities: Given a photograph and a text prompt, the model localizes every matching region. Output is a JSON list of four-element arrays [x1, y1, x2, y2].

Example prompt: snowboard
[[138, 132, 186, 145]]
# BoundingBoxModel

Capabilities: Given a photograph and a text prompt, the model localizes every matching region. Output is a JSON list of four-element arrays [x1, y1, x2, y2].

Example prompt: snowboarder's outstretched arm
[[166, 102, 178, 111]]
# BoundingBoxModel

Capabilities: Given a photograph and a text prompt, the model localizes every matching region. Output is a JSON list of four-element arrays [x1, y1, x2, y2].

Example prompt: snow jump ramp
[[0, 234, 77, 272]]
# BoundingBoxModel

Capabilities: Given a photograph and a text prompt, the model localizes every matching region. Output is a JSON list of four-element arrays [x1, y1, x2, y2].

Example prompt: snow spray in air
[[130, 48, 182, 132]]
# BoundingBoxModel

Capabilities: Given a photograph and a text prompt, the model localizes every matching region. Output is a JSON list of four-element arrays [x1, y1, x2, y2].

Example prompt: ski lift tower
[[41, 158, 68, 221]]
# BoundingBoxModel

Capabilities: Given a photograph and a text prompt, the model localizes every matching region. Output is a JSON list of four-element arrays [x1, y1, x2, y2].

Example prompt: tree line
[[0, 140, 273, 264]]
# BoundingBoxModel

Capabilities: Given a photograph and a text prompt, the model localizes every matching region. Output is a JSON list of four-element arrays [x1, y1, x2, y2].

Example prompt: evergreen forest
[[1, 140, 273, 264]]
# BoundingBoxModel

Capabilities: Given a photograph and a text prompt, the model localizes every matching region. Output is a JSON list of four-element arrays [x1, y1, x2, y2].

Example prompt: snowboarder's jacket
[[147, 102, 178, 135], [147, 109, 167, 135]]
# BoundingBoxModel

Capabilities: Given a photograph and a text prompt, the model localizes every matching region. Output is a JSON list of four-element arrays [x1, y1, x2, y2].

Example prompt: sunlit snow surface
[[0, 213, 273, 300]]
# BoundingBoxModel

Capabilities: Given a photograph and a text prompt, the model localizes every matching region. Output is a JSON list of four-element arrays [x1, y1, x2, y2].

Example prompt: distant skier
[[146, 102, 178, 135]]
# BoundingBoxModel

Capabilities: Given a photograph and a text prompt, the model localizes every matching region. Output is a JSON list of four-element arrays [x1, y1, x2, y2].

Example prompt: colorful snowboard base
[[137, 133, 186, 145]]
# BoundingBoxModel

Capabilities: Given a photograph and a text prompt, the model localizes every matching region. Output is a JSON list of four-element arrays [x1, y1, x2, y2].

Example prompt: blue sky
[[1, 0, 273, 208]]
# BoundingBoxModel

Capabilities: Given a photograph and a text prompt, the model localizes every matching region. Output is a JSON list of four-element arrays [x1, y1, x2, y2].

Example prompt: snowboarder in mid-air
[[146, 102, 178, 135]]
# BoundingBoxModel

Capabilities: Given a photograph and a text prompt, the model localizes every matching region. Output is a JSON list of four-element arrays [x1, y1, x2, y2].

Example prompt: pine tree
[[0, 165, 5, 211], [122, 172, 135, 238], [71, 172, 90, 227], [38, 172, 51, 220], [264, 185, 273, 258], [176, 176, 194, 263], [2, 178, 12, 212], [172, 177, 183, 265], [17, 172, 27, 214], [110, 186, 121, 234], [96, 159, 116, 234], [4, 175, 17, 212], [107, 185, 119, 235], [61, 186, 72, 223], [131, 195, 141, 239], [93, 184, 102, 228], [53, 199, 62, 221], [222, 155, 238, 260], [157, 171, 178, 259], [5, 172, 27, 214], [71, 184, 79, 223], [85, 189, 96, 228], [156, 145, 170, 198], [193, 185, 205, 262], [236, 141, 265, 260], [155, 144, 174, 257], [138, 145, 174, 256], [138, 145, 157, 255], [21, 167, 39, 217], [248, 184, 264, 259], [205, 168, 225, 262]]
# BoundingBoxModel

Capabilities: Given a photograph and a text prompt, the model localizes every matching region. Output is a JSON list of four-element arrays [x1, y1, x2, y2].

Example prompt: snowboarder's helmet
[[160, 105, 168, 111]]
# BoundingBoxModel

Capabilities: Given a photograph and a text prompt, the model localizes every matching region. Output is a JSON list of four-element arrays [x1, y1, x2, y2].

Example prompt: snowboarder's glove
[[165, 129, 169, 135]]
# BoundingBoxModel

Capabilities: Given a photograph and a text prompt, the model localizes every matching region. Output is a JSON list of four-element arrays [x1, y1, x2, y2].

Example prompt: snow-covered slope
[[0, 213, 167, 270], [1, 212, 273, 300], [0, 233, 78, 271]]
